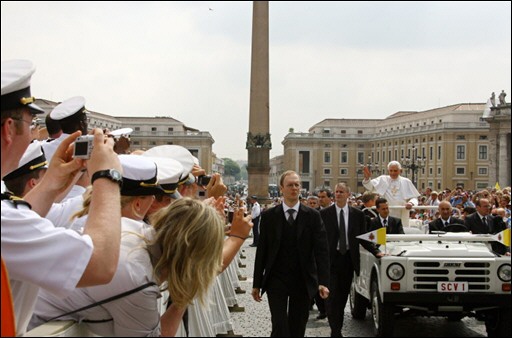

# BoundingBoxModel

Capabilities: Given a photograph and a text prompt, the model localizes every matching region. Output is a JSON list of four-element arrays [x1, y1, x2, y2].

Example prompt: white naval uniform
[[31, 217, 161, 337], [1, 182, 93, 336], [363, 175, 420, 226]]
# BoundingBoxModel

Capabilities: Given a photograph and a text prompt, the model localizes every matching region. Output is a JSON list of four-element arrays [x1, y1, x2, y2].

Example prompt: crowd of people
[[1, 60, 510, 337], [1, 60, 253, 337]]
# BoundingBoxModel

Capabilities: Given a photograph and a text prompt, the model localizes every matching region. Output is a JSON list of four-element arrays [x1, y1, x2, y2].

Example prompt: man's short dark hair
[[316, 188, 332, 198], [375, 197, 388, 209], [361, 192, 377, 204]]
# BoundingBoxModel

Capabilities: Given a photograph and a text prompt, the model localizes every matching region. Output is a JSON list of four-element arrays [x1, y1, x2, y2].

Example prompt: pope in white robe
[[362, 161, 420, 226]]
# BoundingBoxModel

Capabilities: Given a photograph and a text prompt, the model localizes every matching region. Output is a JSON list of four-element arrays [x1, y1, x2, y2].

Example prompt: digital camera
[[73, 135, 94, 159], [197, 175, 212, 186]]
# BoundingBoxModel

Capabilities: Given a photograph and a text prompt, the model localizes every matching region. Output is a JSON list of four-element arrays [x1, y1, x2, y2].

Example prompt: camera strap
[[44, 282, 156, 323]]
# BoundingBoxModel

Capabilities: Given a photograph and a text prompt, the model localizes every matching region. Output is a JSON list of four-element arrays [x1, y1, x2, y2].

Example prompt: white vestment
[[363, 175, 420, 226]]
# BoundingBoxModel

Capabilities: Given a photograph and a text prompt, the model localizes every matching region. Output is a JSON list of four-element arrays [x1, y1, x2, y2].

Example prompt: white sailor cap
[[3, 142, 48, 181], [50, 96, 87, 121], [145, 156, 183, 199], [118, 154, 164, 196], [1, 60, 45, 115], [143, 145, 195, 185], [109, 127, 133, 138]]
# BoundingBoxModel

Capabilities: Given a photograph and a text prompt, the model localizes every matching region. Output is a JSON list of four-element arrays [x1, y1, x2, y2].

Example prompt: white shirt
[[283, 202, 300, 221], [31, 217, 161, 337], [251, 201, 261, 219], [1, 184, 93, 336]]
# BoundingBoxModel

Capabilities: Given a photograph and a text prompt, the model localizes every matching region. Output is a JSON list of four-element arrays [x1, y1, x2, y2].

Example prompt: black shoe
[[316, 313, 327, 320]]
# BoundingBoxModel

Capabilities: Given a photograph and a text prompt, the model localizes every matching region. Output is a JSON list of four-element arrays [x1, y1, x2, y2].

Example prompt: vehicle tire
[[350, 281, 368, 320], [371, 279, 395, 337], [485, 308, 511, 337]]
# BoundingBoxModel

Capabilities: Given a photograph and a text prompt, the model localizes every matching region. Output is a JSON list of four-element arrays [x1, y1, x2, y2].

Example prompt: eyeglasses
[[12, 117, 37, 128]]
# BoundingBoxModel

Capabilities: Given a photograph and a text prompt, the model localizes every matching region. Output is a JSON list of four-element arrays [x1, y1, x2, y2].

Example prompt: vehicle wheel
[[350, 281, 368, 320], [371, 279, 395, 337], [485, 308, 511, 337]]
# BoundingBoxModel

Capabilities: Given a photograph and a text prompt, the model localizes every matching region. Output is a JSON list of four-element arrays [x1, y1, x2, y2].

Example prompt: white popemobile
[[350, 207, 511, 337]]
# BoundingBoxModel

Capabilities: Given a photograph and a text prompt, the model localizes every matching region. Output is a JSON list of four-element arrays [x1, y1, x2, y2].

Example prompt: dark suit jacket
[[466, 212, 509, 254], [253, 204, 330, 299], [369, 216, 405, 235], [320, 205, 379, 276], [428, 217, 466, 233]]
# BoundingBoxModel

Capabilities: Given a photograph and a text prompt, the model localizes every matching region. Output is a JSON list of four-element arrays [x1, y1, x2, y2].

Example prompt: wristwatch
[[91, 169, 123, 189]]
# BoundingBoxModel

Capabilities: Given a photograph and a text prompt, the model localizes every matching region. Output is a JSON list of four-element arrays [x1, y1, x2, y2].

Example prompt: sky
[[2, 1, 511, 161]]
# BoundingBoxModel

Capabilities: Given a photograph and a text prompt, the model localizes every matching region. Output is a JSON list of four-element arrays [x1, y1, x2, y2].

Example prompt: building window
[[382, 151, 385, 162], [188, 149, 199, 157], [438, 167, 441, 175], [478, 145, 488, 160], [478, 167, 488, 175], [324, 144, 331, 148], [134, 127, 140, 131], [299, 151, 310, 174], [323, 128, 330, 134], [476, 182, 488, 189], [324, 180, 330, 187], [456, 145, 465, 160], [456, 167, 465, 175], [168, 127, 173, 132], [149, 141, 156, 145], [340, 168, 348, 175], [357, 152, 365, 164], [151, 127, 157, 132], [340, 151, 348, 163], [323, 168, 331, 175], [438, 145, 442, 160], [429, 167, 433, 175], [429, 147, 433, 160], [324, 151, 331, 163], [357, 130, 363, 134], [166, 141, 173, 145], [456, 135, 465, 140], [133, 141, 140, 145], [340, 130, 346, 134], [479, 135, 488, 140]]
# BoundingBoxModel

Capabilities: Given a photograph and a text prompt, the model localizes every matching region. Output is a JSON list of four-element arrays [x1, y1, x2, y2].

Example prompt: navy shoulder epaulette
[[1, 192, 32, 209]]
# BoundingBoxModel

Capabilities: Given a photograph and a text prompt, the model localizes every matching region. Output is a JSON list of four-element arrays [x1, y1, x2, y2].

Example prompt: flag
[[495, 182, 501, 190], [492, 229, 511, 247], [357, 227, 386, 245]]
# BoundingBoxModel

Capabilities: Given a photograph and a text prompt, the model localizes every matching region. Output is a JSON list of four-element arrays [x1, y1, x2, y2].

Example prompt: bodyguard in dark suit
[[320, 183, 380, 337], [252, 171, 330, 337], [369, 198, 405, 234], [465, 198, 509, 255], [429, 200, 467, 233]]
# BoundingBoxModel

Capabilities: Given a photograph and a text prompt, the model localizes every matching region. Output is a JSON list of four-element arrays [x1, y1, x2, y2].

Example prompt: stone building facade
[[278, 103, 511, 193]]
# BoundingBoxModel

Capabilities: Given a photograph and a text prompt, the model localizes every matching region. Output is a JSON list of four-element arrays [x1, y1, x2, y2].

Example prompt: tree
[[223, 158, 241, 181]]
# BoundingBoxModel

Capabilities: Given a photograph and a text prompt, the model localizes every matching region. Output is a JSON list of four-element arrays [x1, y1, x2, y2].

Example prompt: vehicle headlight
[[498, 264, 511, 282], [386, 263, 405, 281]]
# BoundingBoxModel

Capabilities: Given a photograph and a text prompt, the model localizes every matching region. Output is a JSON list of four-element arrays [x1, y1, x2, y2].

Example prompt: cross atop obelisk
[[246, 1, 271, 199]]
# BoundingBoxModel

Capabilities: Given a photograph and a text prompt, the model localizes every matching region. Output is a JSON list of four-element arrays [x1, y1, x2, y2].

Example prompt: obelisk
[[246, 1, 271, 199]]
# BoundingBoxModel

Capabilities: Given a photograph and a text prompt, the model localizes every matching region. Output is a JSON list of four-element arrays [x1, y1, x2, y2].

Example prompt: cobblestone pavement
[[229, 242, 487, 337]]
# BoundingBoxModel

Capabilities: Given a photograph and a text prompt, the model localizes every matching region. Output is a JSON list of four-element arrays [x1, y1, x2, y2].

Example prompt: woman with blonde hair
[[30, 155, 236, 336]]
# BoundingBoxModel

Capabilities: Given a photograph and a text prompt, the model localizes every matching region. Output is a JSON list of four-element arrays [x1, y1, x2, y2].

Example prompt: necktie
[[482, 216, 488, 228], [444, 221, 449, 227], [338, 209, 347, 254], [383, 218, 387, 227], [287, 209, 295, 225]]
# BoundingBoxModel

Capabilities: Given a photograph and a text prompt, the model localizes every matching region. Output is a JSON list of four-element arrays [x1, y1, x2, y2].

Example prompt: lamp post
[[401, 146, 426, 187]]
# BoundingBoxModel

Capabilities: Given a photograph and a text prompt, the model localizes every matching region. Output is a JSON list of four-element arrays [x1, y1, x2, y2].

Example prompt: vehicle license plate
[[437, 282, 468, 293]]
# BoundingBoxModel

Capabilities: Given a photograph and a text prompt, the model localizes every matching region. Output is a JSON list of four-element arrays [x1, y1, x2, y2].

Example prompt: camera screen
[[74, 141, 89, 156]]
